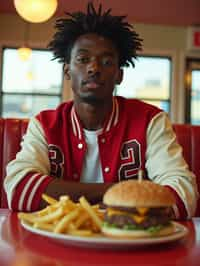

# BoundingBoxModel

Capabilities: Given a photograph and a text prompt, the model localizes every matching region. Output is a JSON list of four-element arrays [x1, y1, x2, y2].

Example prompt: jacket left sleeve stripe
[[11, 172, 53, 211]]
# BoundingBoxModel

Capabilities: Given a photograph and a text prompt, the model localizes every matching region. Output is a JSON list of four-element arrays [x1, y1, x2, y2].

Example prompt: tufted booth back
[[0, 118, 199, 216], [173, 124, 200, 216], [0, 118, 29, 208]]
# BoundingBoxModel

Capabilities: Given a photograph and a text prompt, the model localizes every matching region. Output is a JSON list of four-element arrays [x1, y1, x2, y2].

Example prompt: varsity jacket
[[4, 97, 199, 218]]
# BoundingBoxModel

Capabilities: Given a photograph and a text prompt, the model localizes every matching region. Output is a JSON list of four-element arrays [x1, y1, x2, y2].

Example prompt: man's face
[[65, 33, 122, 105]]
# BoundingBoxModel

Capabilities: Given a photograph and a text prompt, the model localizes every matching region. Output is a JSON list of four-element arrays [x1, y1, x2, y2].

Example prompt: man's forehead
[[71, 33, 118, 54]]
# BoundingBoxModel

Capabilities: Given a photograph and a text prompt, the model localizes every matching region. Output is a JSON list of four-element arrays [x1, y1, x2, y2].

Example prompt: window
[[191, 70, 200, 124], [0, 48, 63, 118], [185, 58, 200, 125], [114, 56, 172, 113]]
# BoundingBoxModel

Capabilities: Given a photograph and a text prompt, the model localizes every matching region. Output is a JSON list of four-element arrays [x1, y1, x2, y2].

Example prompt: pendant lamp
[[14, 0, 58, 23], [18, 23, 32, 61], [18, 47, 32, 61]]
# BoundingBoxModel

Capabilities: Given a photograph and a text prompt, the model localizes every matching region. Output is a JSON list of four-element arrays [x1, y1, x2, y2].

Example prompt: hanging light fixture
[[18, 47, 32, 61], [18, 23, 32, 61], [14, 0, 58, 23]]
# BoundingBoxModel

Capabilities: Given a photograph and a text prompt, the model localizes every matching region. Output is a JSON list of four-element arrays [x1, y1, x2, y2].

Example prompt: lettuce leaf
[[103, 222, 171, 234]]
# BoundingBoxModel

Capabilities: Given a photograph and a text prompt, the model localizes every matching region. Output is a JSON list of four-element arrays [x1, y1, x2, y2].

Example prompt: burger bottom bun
[[102, 223, 176, 238]]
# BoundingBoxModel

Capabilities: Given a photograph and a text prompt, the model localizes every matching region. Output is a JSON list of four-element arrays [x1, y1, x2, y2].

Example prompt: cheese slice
[[107, 208, 124, 216], [136, 207, 149, 215], [132, 214, 146, 224], [107, 208, 147, 224]]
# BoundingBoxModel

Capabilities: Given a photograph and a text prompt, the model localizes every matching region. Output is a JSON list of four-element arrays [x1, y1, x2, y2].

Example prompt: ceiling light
[[14, 0, 58, 23], [17, 23, 32, 61], [18, 47, 32, 61]]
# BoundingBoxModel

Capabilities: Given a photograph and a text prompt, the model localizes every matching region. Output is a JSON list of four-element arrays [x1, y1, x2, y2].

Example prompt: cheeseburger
[[102, 180, 176, 238]]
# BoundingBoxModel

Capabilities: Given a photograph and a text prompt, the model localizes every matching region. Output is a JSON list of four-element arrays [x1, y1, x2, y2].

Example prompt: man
[[4, 2, 198, 218]]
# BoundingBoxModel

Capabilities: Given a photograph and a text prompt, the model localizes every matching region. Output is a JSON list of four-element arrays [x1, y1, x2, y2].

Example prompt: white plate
[[21, 221, 188, 249]]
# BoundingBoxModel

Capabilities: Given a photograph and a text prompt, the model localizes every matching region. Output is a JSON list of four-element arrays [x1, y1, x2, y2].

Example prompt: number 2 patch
[[118, 139, 141, 180]]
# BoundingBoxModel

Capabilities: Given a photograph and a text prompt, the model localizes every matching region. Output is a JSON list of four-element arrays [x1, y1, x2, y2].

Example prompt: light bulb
[[14, 0, 58, 23], [18, 47, 32, 61]]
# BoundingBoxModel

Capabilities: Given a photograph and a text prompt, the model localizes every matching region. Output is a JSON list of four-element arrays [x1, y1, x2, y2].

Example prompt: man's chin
[[80, 95, 104, 105]]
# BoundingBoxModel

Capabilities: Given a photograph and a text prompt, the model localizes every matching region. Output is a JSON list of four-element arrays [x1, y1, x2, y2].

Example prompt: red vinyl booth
[[0, 118, 29, 209], [0, 118, 199, 216]]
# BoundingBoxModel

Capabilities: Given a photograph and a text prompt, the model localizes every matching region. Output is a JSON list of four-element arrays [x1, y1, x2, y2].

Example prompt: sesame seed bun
[[103, 180, 175, 207]]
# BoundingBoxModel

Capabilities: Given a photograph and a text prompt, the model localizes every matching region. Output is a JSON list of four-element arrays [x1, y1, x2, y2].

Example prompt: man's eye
[[102, 58, 114, 66], [77, 57, 89, 63]]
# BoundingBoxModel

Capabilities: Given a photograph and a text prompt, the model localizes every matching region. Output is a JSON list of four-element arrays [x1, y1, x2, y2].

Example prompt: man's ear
[[116, 69, 123, 85], [64, 64, 71, 80]]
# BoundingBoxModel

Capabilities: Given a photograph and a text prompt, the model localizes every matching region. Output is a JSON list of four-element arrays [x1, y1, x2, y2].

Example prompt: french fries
[[18, 194, 103, 237], [79, 196, 102, 230]]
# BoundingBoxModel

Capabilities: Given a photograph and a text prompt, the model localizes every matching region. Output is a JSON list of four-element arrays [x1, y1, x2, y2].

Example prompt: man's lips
[[82, 80, 103, 89], [85, 82, 100, 89]]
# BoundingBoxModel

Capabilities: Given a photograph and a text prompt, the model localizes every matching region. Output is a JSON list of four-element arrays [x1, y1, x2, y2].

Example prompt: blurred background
[[0, 0, 200, 124]]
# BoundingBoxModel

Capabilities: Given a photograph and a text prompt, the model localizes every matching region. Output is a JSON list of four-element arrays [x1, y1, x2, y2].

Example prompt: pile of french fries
[[18, 194, 104, 237]]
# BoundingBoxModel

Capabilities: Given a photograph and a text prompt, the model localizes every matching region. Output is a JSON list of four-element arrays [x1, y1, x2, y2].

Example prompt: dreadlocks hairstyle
[[48, 2, 142, 68]]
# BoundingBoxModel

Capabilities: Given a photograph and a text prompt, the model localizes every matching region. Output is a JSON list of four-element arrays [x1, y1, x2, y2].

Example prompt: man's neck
[[74, 99, 113, 130]]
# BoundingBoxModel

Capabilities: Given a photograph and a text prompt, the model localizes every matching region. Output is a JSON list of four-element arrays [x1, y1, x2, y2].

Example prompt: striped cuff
[[165, 185, 188, 219], [11, 172, 53, 212]]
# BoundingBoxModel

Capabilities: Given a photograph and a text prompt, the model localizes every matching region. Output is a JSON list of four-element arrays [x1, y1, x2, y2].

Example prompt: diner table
[[0, 208, 200, 266]]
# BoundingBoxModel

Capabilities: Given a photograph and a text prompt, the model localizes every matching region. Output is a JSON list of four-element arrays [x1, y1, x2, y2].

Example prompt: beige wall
[[0, 14, 200, 122]]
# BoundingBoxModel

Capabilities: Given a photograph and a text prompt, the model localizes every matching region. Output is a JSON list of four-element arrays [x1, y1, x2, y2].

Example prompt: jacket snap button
[[101, 138, 106, 143], [104, 167, 110, 173], [78, 143, 83, 149], [73, 173, 79, 179]]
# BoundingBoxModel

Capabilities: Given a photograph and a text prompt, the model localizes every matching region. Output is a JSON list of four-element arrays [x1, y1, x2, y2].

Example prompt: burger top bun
[[103, 180, 175, 207]]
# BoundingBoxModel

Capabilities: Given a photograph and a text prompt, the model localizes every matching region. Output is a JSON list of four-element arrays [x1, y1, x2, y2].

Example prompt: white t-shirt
[[80, 128, 103, 183]]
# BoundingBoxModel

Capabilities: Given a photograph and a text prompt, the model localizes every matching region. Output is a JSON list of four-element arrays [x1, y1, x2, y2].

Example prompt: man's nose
[[87, 58, 100, 75]]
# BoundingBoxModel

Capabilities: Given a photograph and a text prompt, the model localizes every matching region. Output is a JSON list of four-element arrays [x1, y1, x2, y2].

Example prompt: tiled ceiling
[[0, 0, 200, 26]]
